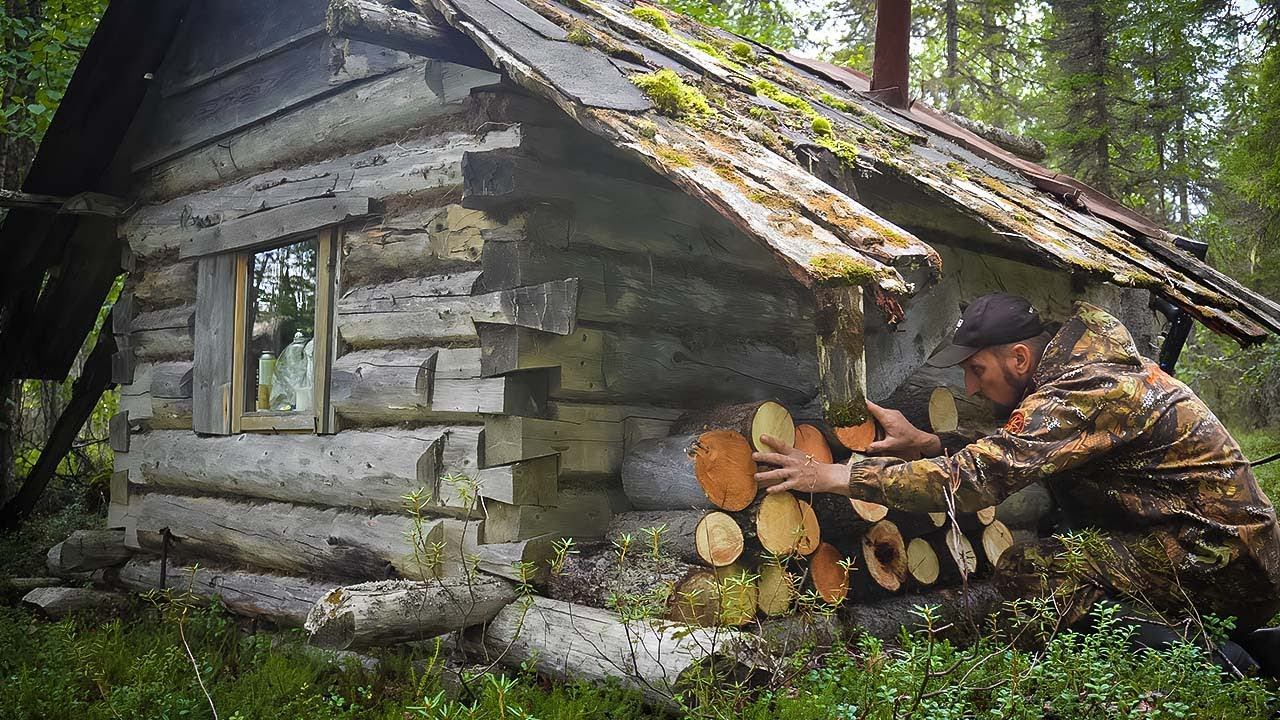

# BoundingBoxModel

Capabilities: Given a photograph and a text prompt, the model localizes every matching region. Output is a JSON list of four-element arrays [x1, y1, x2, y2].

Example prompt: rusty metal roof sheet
[[422, 0, 1280, 343]]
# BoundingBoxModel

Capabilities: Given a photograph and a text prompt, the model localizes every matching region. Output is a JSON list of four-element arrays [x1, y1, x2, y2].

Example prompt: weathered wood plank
[[120, 492, 445, 580], [337, 278, 578, 348], [133, 260, 197, 311], [137, 35, 415, 169], [142, 62, 498, 202], [151, 361, 194, 399], [327, 0, 493, 68], [23, 587, 128, 619], [192, 255, 237, 434], [125, 126, 521, 258], [814, 285, 868, 427], [109, 412, 130, 453], [116, 558, 332, 627], [48, 530, 131, 574], [182, 197, 376, 259], [158, 0, 328, 96]]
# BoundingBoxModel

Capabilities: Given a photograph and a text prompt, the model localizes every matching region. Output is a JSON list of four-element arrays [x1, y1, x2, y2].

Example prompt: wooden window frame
[[229, 226, 339, 434]]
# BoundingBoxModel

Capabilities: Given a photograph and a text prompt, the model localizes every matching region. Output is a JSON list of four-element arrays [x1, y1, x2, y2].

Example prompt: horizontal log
[[133, 260, 196, 311], [330, 346, 546, 425], [481, 236, 810, 340], [460, 595, 771, 710], [840, 581, 1004, 640], [471, 534, 558, 584], [120, 492, 445, 580], [124, 125, 522, 258], [116, 558, 332, 627], [478, 325, 818, 408], [327, 0, 493, 68], [151, 361, 194, 398], [305, 576, 516, 649], [22, 587, 129, 619], [336, 278, 578, 348], [142, 61, 498, 202], [341, 206, 500, 289], [0, 189, 128, 217]]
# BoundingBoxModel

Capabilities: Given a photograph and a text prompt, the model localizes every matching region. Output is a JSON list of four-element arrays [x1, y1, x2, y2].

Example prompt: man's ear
[[1012, 343, 1034, 373]]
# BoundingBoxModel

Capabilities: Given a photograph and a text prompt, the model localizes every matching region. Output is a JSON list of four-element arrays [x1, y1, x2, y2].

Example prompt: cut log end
[[862, 520, 907, 592], [928, 387, 959, 433], [756, 559, 796, 616], [833, 419, 877, 452], [976, 506, 997, 525], [906, 537, 939, 586], [794, 499, 821, 556], [695, 511, 745, 567], [669, 569, 720, 627], [851, 498, 889, 522], [810, 542, 849, 603], [750, 401, 795, 452], [944, 526, 979, 578], [793, 424, 833, 464], [692, 430, 757, 512], [982, 519, 1015, 567], [928, 512, 948, 528], [756, 491, 804, 556]]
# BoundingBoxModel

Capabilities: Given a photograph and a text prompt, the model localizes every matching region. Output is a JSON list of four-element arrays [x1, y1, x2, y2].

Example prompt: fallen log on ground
[[48, 529, 131, 574], [305, 577, 517, 650], [115, 558, 331, 627], [841, 581, 1005, 640], [22, 587, 130, 619], [460, 595, 774, 710]]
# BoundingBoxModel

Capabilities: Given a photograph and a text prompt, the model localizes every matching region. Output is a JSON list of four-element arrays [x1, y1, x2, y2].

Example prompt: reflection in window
[[246, 238, 317, 413]]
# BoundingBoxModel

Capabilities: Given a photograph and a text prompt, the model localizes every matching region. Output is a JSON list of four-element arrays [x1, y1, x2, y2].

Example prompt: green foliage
[[656, 0, 799, 48], [810, 115, 832, 135], [629, 6, 671, 32], [631, 69, 713, 119], [0, 0, 106, 148]]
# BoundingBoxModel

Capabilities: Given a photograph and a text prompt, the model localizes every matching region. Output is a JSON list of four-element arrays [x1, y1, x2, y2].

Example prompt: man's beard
[[992, 364, 1033, 419]]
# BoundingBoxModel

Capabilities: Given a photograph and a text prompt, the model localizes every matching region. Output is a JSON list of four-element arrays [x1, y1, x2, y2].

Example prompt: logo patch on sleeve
[[1004, 410, 1027, 434]]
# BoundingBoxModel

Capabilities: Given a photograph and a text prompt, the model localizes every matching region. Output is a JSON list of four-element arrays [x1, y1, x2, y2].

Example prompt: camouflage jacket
[[850, 302, 1280, 619]]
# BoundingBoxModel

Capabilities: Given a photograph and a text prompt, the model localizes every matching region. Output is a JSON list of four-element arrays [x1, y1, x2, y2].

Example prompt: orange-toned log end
[[851, 499, 889, 522], [692, 430, 757, 512], [756, 491, 804, 556], [862, 520, 908, 592], [695, 511, 745, 567], [795, 499, 821, 556], [793, 424, 834, 464], [810, 542, 850, 603], [834, 419, 878, 452]]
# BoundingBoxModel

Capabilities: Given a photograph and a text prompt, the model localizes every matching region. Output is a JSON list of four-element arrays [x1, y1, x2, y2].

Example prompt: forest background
[[0, 0, 1279, 533]]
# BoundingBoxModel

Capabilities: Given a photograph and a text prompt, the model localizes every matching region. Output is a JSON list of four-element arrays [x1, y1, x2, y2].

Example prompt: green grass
[[1232, 426, 1280, 499]]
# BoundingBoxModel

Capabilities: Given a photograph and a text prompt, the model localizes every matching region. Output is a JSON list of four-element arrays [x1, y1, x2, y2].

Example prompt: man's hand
[[866, 401, 942, 460], [753, 434, 851, 496]]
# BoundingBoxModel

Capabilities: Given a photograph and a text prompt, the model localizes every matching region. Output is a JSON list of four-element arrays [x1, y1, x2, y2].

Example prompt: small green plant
[[811, 115, 833, 136], [613, 532, 635, 565], [549, 537, 577, 575], [641, 524, 666, 560], [566, 24, 592, 46], [628, 5, 669, 32], [631, 69, 713, 119]]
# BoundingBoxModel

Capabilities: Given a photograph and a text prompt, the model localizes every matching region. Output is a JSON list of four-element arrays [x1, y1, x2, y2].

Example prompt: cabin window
[[230, 227, 338, 433]]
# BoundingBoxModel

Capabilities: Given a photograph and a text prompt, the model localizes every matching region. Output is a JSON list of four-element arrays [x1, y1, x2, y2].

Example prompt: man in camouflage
[[755, 293, 1280, 638]]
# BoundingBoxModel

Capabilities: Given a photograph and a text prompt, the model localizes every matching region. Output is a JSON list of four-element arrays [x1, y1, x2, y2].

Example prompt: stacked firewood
[[591, 396, 1051, 627]]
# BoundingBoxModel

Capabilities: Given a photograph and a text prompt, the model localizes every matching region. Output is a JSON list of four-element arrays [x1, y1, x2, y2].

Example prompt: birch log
[[461, 595, 774, 710], [305, 577, 517, 649]]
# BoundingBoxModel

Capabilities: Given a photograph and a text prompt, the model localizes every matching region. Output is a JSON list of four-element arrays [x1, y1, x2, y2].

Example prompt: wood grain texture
[[116, 558, 331, 627], [327, 0, 492, 68], [192, 255, 237, 434], [182, 196, 375, 258]]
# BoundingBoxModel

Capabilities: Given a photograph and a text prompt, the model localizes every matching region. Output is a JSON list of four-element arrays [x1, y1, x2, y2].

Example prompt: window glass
[[245, 238, 317, 413]]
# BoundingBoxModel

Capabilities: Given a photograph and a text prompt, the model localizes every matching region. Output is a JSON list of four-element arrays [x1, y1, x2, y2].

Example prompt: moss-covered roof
[[421, 0, 1280, 342]]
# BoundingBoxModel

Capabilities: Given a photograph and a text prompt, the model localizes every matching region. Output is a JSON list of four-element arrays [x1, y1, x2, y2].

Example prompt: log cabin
[[7, 0, 1280, 627]]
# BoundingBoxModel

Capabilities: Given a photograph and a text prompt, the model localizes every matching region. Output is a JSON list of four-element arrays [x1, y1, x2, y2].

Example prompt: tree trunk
[[305, 577, 517, 650]]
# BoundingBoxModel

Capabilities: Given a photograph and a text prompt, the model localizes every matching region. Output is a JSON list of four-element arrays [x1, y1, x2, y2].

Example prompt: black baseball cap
[[927, 293, 1046, 367]]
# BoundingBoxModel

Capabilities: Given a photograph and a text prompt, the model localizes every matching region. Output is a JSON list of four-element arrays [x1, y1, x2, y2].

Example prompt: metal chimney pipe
[[870, 0, 911, 108]]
